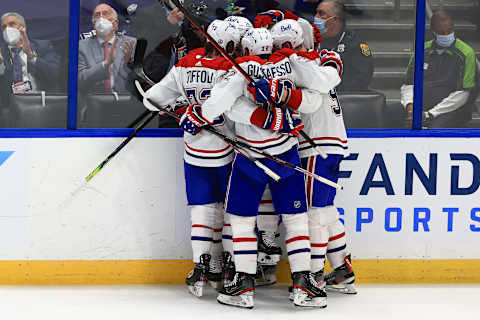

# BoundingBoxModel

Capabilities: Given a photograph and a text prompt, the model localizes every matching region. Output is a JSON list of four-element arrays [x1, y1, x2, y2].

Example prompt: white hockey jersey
[[295, 51, 349, 158], [144, 48, 234, 167], [202, 48, 340, 157]]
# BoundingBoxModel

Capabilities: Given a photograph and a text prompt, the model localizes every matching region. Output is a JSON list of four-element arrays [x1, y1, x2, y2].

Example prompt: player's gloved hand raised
[[248, 79, 270, 106], [320, 49, 343, 76], [264, 107, 304, 136], [269, 78, 289, 105], [179, 104, 211, 135]]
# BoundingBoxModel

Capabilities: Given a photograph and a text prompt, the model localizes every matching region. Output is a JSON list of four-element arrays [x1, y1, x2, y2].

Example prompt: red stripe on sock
[[233, 237, 257, 242], [311, 243, 328, 247], [191, 224, 212, 230], [329, 232, 345, 241], [286, 236, 310, 244], [224, 224, 231, 227], [213, 228, 222, 232]]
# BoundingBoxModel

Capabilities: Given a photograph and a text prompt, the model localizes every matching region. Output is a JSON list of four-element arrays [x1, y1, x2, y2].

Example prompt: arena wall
[[0, 134, 479, 284]]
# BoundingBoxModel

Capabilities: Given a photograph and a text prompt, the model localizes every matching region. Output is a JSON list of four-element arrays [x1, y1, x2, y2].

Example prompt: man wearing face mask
[[78, 3, 136, 93], [0, 12, 60, 107], [401, 10, 477, 128], [314, 0, 373, 92]]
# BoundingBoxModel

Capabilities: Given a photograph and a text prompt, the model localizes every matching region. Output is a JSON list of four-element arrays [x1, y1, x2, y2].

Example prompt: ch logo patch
[[294, 201, 301, 209]]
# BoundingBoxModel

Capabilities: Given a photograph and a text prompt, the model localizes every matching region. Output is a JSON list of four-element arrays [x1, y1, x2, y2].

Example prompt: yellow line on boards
[[0, 259, 478, 285]]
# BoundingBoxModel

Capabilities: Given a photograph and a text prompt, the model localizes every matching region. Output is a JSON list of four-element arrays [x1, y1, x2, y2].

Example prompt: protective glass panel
[[415, 0, 479, 129], [0, 1, 69, 128]]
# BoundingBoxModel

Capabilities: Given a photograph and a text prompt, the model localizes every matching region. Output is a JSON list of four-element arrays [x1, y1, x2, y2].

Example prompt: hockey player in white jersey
[[143, 19, 240, 298], [180, 26, 340, 308], [269, 19, 357, 295]]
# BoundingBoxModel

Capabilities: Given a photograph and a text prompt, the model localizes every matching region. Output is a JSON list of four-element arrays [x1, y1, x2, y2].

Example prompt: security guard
[[314, 0, 373, 92], [401, 9, 477, 128]]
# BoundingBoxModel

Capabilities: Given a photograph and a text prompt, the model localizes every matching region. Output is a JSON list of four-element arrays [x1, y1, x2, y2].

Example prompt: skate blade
[[217, 293, 254, 309], [326, 283, 357, 294], [293, 290, 327, 308], [187, 281, 206, 298], [257, 252, 280, 265]]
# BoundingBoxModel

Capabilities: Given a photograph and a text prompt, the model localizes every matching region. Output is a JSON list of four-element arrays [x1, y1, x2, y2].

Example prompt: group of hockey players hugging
[[144, 9, 356, 309]]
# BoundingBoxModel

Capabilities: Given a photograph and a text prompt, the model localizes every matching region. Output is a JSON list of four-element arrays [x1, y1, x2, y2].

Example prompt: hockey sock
[[222, 212, 234, 259], [257, 212, 279, 233], [326, 209, 348, 269], [210, 203, 224, 259], [282, 213, 311, 273], [230, 214, 257, 274], [307, 207, 329, 273], [190, 204, 216, 263]]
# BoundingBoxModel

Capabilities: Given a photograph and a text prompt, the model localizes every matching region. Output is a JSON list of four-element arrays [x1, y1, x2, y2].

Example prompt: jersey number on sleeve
[[185, 87, 224, 126]]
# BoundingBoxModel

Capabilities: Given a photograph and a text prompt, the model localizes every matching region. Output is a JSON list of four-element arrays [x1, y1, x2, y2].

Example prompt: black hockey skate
[[186, 253, 210, 298], [217, 272, 255, 309], [207, 254, 223, 290], [291, 271, 327, 308], [221, 251, 236, 286], [325, 254, 357, 294], [255, 264, 277, 286], [257, 231, 282, 265], [288, 269, 325, 301]]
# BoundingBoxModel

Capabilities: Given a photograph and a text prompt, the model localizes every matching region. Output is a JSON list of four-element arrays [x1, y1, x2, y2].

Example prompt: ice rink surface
[[1, 284, 479, 320]]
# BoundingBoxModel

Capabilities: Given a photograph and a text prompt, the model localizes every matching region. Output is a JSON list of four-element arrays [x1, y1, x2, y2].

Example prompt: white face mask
[[95, 17, 114, 36], [3, 27, 21, 46]]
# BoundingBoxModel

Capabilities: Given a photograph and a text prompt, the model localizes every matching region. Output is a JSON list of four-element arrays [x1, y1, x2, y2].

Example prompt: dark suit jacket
[[0, 39, 60, 106]]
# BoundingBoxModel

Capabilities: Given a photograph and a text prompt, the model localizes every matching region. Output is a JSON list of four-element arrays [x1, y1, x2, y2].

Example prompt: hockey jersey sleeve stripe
[[299, 136, 348, 144], [286, 236, 310, 243], [236, 134, 286, 144], [185, 142, 232, 154], [299, 143, 348, 152], [329, 232, 345, 241]]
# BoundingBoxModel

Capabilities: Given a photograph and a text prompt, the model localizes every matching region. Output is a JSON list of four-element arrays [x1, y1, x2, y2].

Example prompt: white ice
[[1, 284, 479, 320]]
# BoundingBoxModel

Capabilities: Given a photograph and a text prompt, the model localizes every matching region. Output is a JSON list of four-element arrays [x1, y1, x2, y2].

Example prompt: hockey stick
[[85, 110, 158, 182], [170, 0, 327, 159], [135, 80, 281, 181], [132, 38, 156, 86], [136, 80, 342, 190]]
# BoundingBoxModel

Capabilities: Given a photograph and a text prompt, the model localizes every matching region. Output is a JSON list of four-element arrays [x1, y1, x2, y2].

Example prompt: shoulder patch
[[360, 43, 371, 56]]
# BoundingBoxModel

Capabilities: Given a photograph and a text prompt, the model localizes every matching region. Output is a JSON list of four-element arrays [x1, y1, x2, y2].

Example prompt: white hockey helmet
[[241, 27, 273, 56], [297, 18, 314, 51], [224, 16, 253, 37], [207, 19, 241, 54], [271, 19, 304, 49]]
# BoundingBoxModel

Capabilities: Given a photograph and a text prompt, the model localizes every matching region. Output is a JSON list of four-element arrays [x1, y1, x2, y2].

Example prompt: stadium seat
[[338, 91, 387, 128], [81, 93, 153, 128], [9, 93, 67, 128]]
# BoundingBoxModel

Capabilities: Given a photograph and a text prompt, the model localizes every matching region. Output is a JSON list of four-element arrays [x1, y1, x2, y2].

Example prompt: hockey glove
[[311, 23, 323, 47], [179, 104, 211, 135], [269, 79, 303, 110], [248, 79, 271, 106], [320, 50, 343, 77], [251, 106, 304, 136]]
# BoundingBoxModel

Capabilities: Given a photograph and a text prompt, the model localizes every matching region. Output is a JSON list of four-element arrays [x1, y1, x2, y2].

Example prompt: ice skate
[[325, 255, 357, 294], [217, 272, 255, 309], [257, 231, 281, 265], [208, 255, 223, 290], [291, 271, 327, 308], [186, 253, 210, 298], [255, 264, 277, 286], [221, 251, 236, 286]]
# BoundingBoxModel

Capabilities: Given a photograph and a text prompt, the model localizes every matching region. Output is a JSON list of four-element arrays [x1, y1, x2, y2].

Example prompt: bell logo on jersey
[[280, 24, 292, 32]]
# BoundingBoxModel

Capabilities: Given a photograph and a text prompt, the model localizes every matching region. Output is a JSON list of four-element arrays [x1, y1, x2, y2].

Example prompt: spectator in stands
[[78, 3, 136, 93], [294, 0, 320, 16], [0, 12, 60, 106], [401, 9, 477, 128], [314, 0, 373, 92]]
